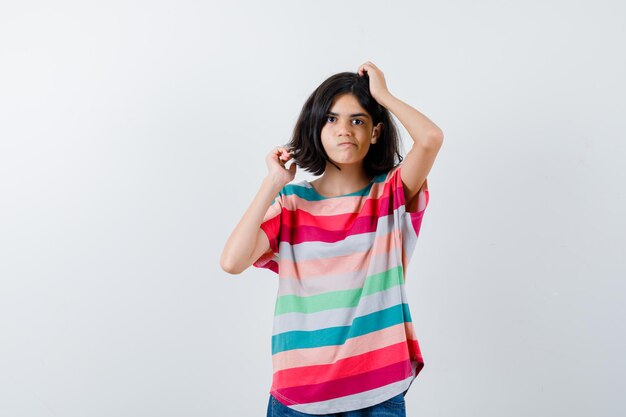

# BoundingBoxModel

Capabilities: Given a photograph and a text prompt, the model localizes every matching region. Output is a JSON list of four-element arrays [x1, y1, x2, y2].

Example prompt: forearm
[[377, 93, 444, 145], [220, 175, 283, 273]]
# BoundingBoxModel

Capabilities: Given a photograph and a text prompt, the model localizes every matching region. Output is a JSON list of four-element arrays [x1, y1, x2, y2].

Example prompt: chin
[[329, 159, 362, 166]]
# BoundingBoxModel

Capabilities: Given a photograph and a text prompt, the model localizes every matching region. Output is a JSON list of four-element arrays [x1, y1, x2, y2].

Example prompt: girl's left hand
[[357, 61, 392, 103]]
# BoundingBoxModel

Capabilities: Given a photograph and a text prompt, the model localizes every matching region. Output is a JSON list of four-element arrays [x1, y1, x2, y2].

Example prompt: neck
[[312, 162, 373, 196]]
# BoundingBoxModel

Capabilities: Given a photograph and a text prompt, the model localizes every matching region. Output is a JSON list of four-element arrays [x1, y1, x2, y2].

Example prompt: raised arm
[[357, 61, 444, 209], [220, 146, 295, 274], [378, 92, 443, 210]]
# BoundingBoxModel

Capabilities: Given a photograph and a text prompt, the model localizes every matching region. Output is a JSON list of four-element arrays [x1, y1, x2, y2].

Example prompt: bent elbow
[[426, 130, 444, 146], [220, 254, 248, 275]]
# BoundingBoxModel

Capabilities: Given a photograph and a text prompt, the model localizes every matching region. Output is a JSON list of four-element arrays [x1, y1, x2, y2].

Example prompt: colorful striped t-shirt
[[252, 164, 429, 414]]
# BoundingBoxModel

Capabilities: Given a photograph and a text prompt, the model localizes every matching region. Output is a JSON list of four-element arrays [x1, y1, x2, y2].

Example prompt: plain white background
[[1, 1, 624, 416]]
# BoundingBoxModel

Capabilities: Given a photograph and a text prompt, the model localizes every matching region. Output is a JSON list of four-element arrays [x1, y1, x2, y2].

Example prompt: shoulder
[[281, 179, 310, 194], [274, 180, 312, 205], [381, 165, 402, 184]]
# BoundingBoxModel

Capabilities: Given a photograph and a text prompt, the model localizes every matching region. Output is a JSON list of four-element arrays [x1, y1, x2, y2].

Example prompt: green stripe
[[274, 265, 404, 316], [362, 265, 404, 296]]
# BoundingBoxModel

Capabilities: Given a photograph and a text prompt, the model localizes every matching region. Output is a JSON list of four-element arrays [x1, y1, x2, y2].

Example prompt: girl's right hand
[[265, 146, 297, 186]]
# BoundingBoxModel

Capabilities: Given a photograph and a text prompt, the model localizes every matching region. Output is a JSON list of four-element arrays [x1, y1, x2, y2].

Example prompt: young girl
[[221, 61, 443, 416]]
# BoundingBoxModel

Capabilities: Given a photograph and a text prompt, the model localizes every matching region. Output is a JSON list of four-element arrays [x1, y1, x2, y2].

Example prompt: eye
[[325, 116, 365, 125]]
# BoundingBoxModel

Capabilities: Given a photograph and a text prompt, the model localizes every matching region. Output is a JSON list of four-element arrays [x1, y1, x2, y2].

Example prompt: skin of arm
[[377, 92, 444, 211], [220, 175, 284, 274], [221, 146, 295, 274], [377, 92, 443, 145]]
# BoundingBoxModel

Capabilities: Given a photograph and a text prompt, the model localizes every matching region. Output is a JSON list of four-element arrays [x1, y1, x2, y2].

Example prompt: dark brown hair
[[286, 71, 404, 177]]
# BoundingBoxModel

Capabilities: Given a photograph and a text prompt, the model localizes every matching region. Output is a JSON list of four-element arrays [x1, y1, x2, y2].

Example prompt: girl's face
[[320, 93, 383, 168]]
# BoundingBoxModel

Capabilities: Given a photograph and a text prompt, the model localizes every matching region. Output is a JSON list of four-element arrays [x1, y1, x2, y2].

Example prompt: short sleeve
[[252, 190, 283, 274], [388, 165, 430, 266]]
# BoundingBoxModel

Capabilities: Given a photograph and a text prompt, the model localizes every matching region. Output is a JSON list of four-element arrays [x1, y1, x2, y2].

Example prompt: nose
[[336, 119, 353, 136]]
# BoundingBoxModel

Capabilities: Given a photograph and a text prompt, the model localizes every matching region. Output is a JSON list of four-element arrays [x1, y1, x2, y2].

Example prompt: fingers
[[273, 146, 295, 163], [358, 61, 379, 76]]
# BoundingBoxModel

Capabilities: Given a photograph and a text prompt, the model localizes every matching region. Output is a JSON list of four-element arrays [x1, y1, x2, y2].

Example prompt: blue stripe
[[271, 303, 413, 354]]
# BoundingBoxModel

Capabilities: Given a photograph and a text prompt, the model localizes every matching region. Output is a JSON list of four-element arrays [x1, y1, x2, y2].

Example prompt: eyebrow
[[326, 111, 370, 119]]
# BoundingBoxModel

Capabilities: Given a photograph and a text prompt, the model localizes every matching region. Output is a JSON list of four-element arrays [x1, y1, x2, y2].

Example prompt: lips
[[339, 142, 355, 146]]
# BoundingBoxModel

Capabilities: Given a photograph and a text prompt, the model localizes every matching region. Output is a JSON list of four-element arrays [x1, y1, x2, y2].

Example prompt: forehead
[[327, 94, 369, 117]]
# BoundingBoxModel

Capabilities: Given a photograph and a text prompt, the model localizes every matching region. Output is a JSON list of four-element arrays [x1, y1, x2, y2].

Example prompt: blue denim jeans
[[267, 391, 407, 417]]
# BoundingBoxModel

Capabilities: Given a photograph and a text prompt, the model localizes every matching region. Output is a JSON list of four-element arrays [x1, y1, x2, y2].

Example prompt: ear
[[371, 122, 384, 144]]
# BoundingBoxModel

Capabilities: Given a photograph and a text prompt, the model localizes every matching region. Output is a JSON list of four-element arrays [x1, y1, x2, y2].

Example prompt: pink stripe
[[277, 229, 400, 280], [272, 359, 414, 405], [272, 341, 410, 390], [281, 197, 387, 228], [279, 195, 399, 245]]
